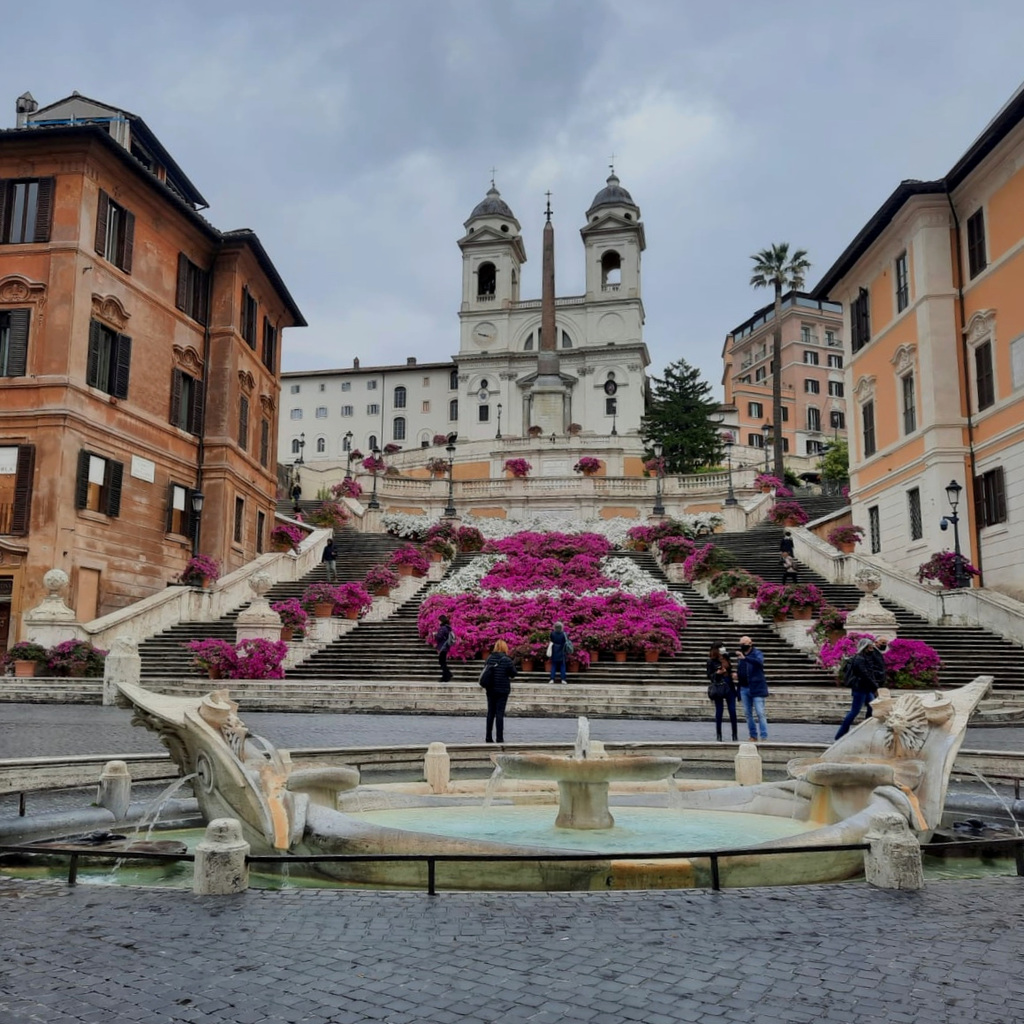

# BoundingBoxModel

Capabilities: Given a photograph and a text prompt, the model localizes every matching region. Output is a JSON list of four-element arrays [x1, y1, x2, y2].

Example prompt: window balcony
[[476, 293, 496, 302], [601, 283, 620, 293]]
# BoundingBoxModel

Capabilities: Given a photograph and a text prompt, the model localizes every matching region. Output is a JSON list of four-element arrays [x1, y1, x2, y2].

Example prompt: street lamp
[[368, 445, 381, 510], [940, 479, 968, 588], [190, 489, 205, 557], [652, 439, 665, 517], [295, 432, 306, 466], [343, 431, 354, 479], [761, 422, 772, 473], [495, 403, 502, 440], [722, 433, 737, 506], [610, 410, 618, 437], [443, 440, 457, 518]]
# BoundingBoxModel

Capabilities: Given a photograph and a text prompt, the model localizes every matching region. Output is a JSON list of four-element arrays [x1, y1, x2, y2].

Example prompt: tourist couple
[[706, 635, 769, 742]]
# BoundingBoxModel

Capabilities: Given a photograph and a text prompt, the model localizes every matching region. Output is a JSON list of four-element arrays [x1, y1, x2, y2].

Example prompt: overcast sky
[[6, 0, 1024, 395]]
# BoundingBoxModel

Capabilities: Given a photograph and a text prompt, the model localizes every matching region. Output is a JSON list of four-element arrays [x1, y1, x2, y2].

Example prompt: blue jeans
[[741, 689, 768, 740], [550, 655, 566, 682], [835, 690, 874, 739]]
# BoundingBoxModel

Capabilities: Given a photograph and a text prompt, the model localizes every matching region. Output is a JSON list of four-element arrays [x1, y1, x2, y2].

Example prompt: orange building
[[722, 292, 846, 461], [0, 92, 304, 647], [812, 80, 1024, 589]]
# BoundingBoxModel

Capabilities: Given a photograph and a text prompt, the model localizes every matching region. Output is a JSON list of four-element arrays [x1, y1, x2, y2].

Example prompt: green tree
[[641, 359, 723, 473], [818, 438, 849, 481], [749, 243, 811, 476]]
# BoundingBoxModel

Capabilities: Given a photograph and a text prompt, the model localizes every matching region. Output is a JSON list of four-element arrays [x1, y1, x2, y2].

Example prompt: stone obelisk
[[530, 193, 567, 432]]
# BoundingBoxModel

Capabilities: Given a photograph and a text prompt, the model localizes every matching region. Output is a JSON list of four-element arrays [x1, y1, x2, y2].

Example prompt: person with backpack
[[321, 538, 338, 582], [434, 614, 455, 682], [479, 639, 517, 743], [835, 637, 880, 739], [548, 621, 571, 684], [706, 642, 738, 742]]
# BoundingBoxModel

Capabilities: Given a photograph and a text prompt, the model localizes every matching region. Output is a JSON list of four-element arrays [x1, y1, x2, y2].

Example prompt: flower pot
[[581, 469, 597, 477], [545, 659, 552, 673], [14, 660, 37, 678], [314, 602, 334, 618], [568, 660, 580, 673], [272, 541, 291, 553], [207, 667, 222, 680], [644, 650, 660, 663], [613, 650, 628, 663], [586, 650, 598, 664], [826, 629, 846, 643], [521, 658, 535, 672], [429, 551, 444, 562], [373, 587, 391, 598], [773, 614, 787, 624], [791, 607, 813, 621], [761, 485, 772, 493], [633, 542, 648, 552], [280, 626, 294, 642], [836, 541, 856, 555], [344, 608, 360, 620], [200, 576, 213, 590], [784, 517, 801, 527], [732, 588, 751, 600], [412, 569, 427, 579], [396, 564, 414, 577]]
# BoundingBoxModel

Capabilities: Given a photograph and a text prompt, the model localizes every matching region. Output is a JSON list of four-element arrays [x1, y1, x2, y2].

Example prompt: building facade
[[812, 80, 1024, 590], [0, 92, 303, 646]]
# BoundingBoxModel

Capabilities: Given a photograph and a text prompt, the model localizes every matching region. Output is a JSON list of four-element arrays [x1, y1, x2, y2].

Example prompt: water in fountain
[[964, 768, 1024, 836], [131, 773, 198, 843], [482, 765, 505, 809], [664, 775, 683, 811], [574, 716, 590, 760]]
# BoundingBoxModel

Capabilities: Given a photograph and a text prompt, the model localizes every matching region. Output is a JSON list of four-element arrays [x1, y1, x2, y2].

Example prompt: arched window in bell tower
[[523, 333, 534, 351], [477, 262, 496, 297], [601, 251, 621, 289]]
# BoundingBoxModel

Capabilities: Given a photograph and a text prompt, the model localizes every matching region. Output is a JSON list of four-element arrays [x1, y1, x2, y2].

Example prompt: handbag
[[479, 661, 494, 688], [708, 679, 731, 700], [546, 642, 553, 657]]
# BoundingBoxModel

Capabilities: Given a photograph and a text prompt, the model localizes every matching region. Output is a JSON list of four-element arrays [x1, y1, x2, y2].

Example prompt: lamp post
[[190, 490, 205, 557], [941, 479, 968, 588], [295, 431, 305, 466], [722, 433, 737, 506], [495, 403, 502, 440], [652, 440, 665, 517], [610, 410, 618, 437], [761, 422, 772, 474], [368, 445, 381, 510], [343, 431, 354, 479], [443, 440, 457, 518]]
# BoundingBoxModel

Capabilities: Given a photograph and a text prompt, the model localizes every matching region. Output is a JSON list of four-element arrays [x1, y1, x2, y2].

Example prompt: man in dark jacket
[[434, 615, 454, 682], [480, 639, 517, 743], [321, 538, 338, 582], [735, 635, 769, 742], [835, 637, 880, 739]]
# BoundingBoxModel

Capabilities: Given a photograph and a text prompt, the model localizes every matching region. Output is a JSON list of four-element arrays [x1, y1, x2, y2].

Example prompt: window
[[290, 438, 301, 455], [477, 261, 496, 296], [747, 401, 763, 418], [75, 450, 123, 516], [480, 378, 489, 390], [259, 420, 269, 467], [975, 341, 995, 410], [342, 435, 352, 452], [902, 374, 916, 434], [782, 437, 790, 453], [806, 440, 826, 455], [825, 330, 839, 347], [869, 506, 881, 553], [319, 383, 325, 392], [780, 407, 789, 422], [800, 324, 813, 344], [290, 408, 303, 420], [908, 488, 922, 541], [315, 407, 328, 418], [828, 381, 845, 397], [367, 403, 379, 415], [367, 380, 378, 390], [895, 252, 909, 312], [256, 511, 265, 554], [561, 331, 573, 349], [422, 400, 430, 413], [341, 381, 351, 392], [290, 384, 301, 394], [606, 396, 617, 416], [175, 255, 209, 324], [862, 401, 876, 457], [368, 434, 377, 450], [804, 379, 820, 394], [262, 318, 277, 371], [478, 405, 489, 423], [976, 467, 1007, 527], [830, 410, 846, 430], [341, 405, 354, 417], [0, 444, 34, 535], [166, 483, 194, 536], [394, 386, 407, 409], [0, 309, 30, 376], [449, 399, 458, 421], [94, 190, 134, 273], [524, 333, 534, 351], [234, 497, 244, 544], [0, 177, 54, 243], [87, 320, 131, 398], [803, 350, 819, 365], [238, 396, 249, 451], [601, 250, 621, 288], [807, 407, 821, 432], [240, 286, 258, 349], [755, 366, 766, 382], [967, 209, 987, 278], [316, 437, 326, 453], [449, 369, 459, 390], [827, 354, 844, 369], [393, 417, 406, 440], [748, 433, 764, 449], [168, 369, 202, 434], [851, 287, 871, 352]]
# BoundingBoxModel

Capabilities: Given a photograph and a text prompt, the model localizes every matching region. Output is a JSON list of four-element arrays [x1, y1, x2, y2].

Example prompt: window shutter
[[260, 419, 269, 466], [169, 369, 183, 426], [186, 488, 197, 541], [86, 320, 101, 388], [33, 178, 55, 242], [95, 190, 109, 256], [240, 286, 248, 334], [75, 449, 90, 508], [105, 459, 124, 517], [994, 469, 1007, 523], [165, 483, 175, 533], [113, 334, 132, 399], [190, 377, 205, 435], [0, 180, 9, 240], [6, 308, 29, 375], [238, 396, 249, 450], [120, 210, 135, 273], [11, 444, 35, 535], [176, 253, 188, 311], [974, 477, 987, 527]]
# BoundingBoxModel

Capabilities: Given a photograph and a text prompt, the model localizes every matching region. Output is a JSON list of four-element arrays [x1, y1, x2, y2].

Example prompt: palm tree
[[749, 243, 811, 476]]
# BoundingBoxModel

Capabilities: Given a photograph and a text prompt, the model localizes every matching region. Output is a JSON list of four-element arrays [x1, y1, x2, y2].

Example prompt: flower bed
[[271, 523, 306, 552], [485, 531, 612, 561], [818, 634, 941, 689], [46, 639, 107, 677], [917, 551, 980, 589], [185, 638, 288, 679], [767, 501, 809, 526], [456, 526, 484, 552]]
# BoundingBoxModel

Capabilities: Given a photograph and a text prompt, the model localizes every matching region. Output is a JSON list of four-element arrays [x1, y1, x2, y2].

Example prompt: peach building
[[722, 292, 846, 463], [812, 80, 1024, 588], [0, 92, 304, 648]]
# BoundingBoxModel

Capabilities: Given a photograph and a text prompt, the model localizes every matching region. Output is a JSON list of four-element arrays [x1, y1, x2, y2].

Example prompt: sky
[[5, 0, 1024, 396]]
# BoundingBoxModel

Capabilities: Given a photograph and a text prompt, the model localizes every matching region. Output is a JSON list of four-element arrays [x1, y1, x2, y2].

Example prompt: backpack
[[564, 637, 574, 655], [447, 631, 457, 649]]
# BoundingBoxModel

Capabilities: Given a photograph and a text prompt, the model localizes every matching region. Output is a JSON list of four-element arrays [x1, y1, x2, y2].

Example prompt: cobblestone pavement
[[1, 875, 1023, 1023]]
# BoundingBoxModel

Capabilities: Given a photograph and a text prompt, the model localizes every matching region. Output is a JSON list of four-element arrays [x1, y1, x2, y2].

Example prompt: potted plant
[[331, 478, 363, 499], [811, 605, 847, 645], [754, 473, 784, 493], [364, 565, 400, 598], [785, 583, 826, 620], [178, 554, 221, 588], [767, 501, 809, 527], [503, 457, 532, 479], [916, 551, 981, 590], [271, 522, 305, 553], [233, 638, 289, 680], [302, 582, 344, 618], [883, 638, 942, 689], [383, 443, 402, 455], [271, 598, 308, 641], [707, 568, 763, 600], [46, 639, 106, 677], [527, 425, 543, 438], [826, 524, 865, 555], [456, 526, 484, 552], [307, 502, 351, 530], [657, 535, 696, 565], [184, 638, 237, 679], [752, 582, 790, 622], [625, 525, 655, 551], [389, 545, 430, 577], [573, 456, 602, 476], [432, 434, 449, 447], [334, 582, 373, 620], [567, 422, 582, 436], [682, 543, 734, 583], [426, 456, 449, 478], [424, 536, 456, 562], [361, 454, 386, 474], [2, 640, 50, 678]]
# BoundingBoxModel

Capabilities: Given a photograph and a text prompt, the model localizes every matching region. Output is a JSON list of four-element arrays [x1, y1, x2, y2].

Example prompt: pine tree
[[641, 359, 723, 473]]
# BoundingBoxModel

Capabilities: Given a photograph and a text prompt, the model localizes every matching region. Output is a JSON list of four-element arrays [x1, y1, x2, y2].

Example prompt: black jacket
[[845, 652, 879, 694], [706, 657, 734, 689], [322, 540, 336, 563], [435, 623, 453, 650], [481, 652, 517, 694]]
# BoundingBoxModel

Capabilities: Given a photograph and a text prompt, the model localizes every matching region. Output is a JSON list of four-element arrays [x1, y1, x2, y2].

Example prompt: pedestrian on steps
[[434, 614, 455, 682], [779, 530, 795, 558], [706, 642, 738, 742], [735, 635, 769, 742], [548, 621, 571, 684], [835, 637, 881, 739], [479, 639, 517, 743], [321, 538, 338, 582], [781, 554, 800, 585]]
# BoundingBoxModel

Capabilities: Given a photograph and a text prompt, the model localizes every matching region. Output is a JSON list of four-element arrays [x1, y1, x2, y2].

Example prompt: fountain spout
[[574, 717, 591, 760]]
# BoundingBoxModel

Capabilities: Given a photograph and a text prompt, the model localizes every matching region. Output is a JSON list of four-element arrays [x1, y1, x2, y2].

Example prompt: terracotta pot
[[836, 541, 856, 555], [14, 660, 37, 678], [581, 469, 597, 477], [761, 485, 772, 493], [374, 586, 391, 598], [430, 551, 444, 562], [207, 667, 222, 680], [521, 658, 535, 672], [314, 602, 334, 618], [431, 470, 446, 479], [586, 650, 598, 664], [773, 614, 787, 624], [644, 650, 660, 663], [200, 576, 213, 590], [272, 541, 291, 553], [344, 608, 360, 620], [613, 650, 628, 663], [545, 659, 552, 672], [568, 660, 580, 673], [784, 517, 801, 527], [633, 542, 648, 551], [732, 588, 751, 600], [412, 569, 427, 579], [280, 626, 294, 642], [826, 629, 846, 643], [397, 564, 414, 577], [792, 607, 813, 621]]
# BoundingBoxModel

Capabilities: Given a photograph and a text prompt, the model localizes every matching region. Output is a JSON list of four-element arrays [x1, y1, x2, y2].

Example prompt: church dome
[[587, 173, 638, 215], [469, 185, 515, 220]]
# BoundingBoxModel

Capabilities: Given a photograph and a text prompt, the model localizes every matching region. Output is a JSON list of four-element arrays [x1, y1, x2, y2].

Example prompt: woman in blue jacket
[[735, 635, 769, 742], [549, 621, 570, 684]]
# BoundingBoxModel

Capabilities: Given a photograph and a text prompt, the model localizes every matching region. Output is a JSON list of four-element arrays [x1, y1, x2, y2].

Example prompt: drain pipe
[[946, 189, 983, 585]]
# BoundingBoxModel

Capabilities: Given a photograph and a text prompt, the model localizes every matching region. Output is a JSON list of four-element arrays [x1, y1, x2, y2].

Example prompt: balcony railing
[[601, 283, 620, 293], [475, 293, 496, 302]]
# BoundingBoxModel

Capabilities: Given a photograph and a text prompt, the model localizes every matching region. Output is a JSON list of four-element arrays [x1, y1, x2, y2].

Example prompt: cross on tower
[[490, 167, 498, 188], [544, 191, 553, 222], [609, 153, 616, 175]]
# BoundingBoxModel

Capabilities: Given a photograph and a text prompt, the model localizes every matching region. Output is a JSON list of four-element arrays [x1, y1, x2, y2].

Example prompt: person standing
[[434, 614, 455, 682], [706, 643, 738, 742], [321, 538, 338, 582], [290, 481, 302, 503], [735, 635, 769, 742], [779, 530, 795, 558], [479, 639, 517, 743], [835, 637, 880, 739], [780, 554, 799, 585], [548, 621, 570, 684]]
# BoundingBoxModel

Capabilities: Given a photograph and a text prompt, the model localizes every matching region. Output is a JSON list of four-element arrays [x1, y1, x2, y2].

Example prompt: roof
[[468, 185, 516, 221], [281, 360, 456, 378], [728, 291, 843, 340], [587, 173, 637, 215], [220, 230, 306, 326], [812, 78, 1024, 298]]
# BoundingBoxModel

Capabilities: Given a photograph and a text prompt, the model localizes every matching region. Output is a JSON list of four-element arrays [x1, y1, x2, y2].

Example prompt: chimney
[[353, 357, 360, 369], [406, 357, 416, 365], [15, 91, 37, 129]]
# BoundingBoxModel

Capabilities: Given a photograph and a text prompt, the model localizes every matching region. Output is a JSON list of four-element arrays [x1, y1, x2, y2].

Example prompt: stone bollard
[[424, 742, 451, 794], [864, 812, 924, 890], [97, 760, 132, 820], [103, 636, 142, 706], [193, 818, 250, 895], [735, 742, 762, 786]]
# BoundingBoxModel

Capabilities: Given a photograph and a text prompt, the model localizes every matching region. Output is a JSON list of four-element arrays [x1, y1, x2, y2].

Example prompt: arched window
[[477, 262, 496, 297], [561, 331, 573, 349], [342, 435, 352, 452], [368, 434, 377, 451], [601, 250, 621, 288], [419, 431, 431, 448], [316, 436, 326, 454], [449, 369, 459, 390], [393, 386, 407, 409], [449, 399, 458, 421], [523, 333, 534, 351], [291, 438, 301, 454], [480, 379, 489, 391], [393, 417, 406, 441]]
